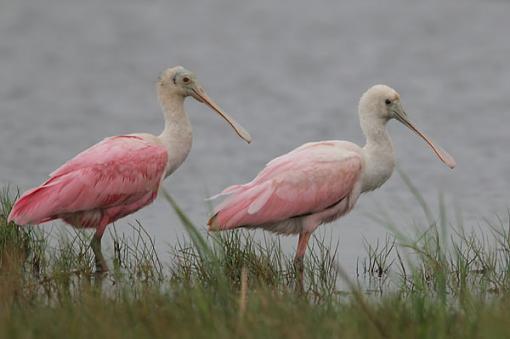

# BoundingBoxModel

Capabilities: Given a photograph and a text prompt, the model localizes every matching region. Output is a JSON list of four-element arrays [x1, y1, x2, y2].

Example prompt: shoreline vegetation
[[1, 185, 510, 338]]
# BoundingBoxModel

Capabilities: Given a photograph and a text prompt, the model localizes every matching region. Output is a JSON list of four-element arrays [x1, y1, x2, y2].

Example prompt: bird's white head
[[359, 84, 456, 169], [158, 66, 252, 143], [359, 84, 401, 122]]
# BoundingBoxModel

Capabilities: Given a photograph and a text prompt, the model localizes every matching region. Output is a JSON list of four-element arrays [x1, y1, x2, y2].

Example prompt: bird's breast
[[360, 150, 395, 193], [164, 133, 193, 177]]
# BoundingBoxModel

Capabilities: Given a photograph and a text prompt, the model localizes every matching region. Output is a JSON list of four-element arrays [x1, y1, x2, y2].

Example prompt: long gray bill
[[395, 112, 456, 169], [192, 87, 252, 143]]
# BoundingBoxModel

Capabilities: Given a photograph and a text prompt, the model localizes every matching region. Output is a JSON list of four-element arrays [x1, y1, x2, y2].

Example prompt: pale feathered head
[[360, 84, 456, 169], [158, 66, 251, 143]]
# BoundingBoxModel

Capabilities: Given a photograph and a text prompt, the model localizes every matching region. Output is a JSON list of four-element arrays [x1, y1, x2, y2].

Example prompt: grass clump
[[1, 185, 510, 338]]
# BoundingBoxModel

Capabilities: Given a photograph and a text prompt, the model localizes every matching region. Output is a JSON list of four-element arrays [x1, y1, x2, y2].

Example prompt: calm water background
[[1, 0, 509, 273]]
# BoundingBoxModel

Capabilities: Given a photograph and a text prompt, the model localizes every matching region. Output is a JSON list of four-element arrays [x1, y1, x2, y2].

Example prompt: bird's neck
[[360, 115, 396, 192], [158, 88, 193, 176]]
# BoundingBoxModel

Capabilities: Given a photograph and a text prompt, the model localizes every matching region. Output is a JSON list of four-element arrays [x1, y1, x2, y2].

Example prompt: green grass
[[1, 185, 510, 338]]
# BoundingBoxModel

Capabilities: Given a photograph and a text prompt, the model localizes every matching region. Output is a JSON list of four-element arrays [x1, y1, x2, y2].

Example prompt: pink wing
[[209, 141, 363, 229], [9, 135, 168, 225]]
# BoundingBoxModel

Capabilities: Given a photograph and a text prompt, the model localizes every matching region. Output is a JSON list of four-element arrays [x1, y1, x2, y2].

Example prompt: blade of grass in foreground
[[161, 188, 233, 299], [161, 188, 212, 260], [397, 168, 434, 226]]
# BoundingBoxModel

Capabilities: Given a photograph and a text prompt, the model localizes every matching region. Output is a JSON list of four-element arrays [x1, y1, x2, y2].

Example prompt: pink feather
[[8, 135, 168, 236], [209, 141, 363, 231]]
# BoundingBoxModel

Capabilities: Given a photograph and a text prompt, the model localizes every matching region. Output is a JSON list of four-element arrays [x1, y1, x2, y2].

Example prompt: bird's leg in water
[[294, 231, 311, 293], [91, 223, 109, 274]]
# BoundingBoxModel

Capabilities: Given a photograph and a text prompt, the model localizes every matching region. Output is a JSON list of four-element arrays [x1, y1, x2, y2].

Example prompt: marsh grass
[[1, 184, 510, 338]]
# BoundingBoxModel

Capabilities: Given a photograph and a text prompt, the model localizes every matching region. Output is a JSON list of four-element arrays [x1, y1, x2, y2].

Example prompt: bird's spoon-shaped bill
[[190, 85, 252, 143], [395, 111, 456, 169]]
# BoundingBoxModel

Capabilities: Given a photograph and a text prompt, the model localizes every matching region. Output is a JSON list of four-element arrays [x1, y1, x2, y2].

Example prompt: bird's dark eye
[[385, 99, 392, 105], [182, 77, 190, 83]]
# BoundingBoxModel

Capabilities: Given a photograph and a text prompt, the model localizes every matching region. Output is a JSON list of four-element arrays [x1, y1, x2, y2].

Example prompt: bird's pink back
[[210, 141, 363, 229], [9, 135, 168, 225]]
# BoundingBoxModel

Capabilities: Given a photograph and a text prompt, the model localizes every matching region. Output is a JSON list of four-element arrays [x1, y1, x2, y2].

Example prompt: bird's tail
[[207, 212, 221, 231], [8, 184, 59, 225], [207, 183, 252, 230], [207, 181, 273, 232]]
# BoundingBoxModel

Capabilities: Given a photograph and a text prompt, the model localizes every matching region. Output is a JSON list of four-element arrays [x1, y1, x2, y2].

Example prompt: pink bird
[[208, 85, 455, 288], [9, 66, 251, 273]]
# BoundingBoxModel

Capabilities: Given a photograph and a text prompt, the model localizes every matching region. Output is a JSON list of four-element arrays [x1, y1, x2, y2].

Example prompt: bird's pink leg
[[90, 220, 109, 274], [294, 231, 311, 293]]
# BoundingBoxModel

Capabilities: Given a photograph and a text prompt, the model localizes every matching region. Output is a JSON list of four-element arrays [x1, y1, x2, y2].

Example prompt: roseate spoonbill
[[8, 66, 251, 273], [208, 85, 455, 288]]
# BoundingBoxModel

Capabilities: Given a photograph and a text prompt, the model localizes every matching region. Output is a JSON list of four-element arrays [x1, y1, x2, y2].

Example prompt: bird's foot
[[94, 260, 109, 275], [294, 256, 305, 294], [90, 234, 109, 276]]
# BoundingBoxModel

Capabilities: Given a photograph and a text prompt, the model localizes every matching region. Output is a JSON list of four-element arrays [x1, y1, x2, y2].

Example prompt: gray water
[[1, 0, 509, 272]]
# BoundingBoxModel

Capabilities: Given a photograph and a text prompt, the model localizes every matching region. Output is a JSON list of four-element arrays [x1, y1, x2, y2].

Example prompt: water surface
[[1, 0, 509, 273]]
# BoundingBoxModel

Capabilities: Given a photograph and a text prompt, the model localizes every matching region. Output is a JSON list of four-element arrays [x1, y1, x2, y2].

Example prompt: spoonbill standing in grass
[[8, 66, 252, 273], [208, 85, 455, 289]]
